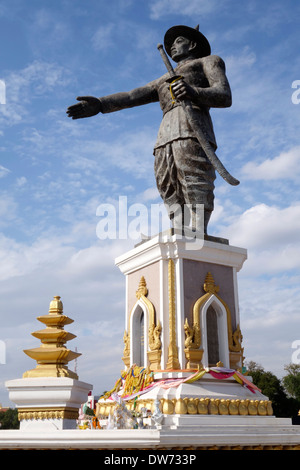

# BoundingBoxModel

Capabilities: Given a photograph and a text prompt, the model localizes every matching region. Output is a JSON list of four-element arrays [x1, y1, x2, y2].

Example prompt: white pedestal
[[5, 377, 92, 431], [115, 231, 247, 372]]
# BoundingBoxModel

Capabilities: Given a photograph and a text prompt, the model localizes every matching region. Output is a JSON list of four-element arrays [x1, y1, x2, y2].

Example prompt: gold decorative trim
[[166, 260, 180, 370], [96, 397, 273, 417], [184, 273, 244, 369], [122, 330, 130, 367], [18, 407, 79, 421]]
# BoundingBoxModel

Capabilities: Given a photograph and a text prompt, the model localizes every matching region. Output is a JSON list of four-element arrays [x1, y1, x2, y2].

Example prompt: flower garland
[[100, 366, 260, 403]]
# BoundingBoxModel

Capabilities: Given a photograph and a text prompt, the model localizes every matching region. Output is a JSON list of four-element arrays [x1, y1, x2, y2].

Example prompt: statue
[[67, 25, 237, 235]]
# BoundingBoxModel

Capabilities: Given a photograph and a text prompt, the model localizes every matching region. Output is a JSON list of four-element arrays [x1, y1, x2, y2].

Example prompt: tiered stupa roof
[[23, 296, 80, 379]]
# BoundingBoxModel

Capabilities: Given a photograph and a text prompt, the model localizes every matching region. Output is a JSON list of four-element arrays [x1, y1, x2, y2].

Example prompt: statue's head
[[164, 25, 211, 62]]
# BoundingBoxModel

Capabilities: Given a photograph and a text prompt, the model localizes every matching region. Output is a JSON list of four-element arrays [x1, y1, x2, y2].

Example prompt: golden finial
[[48, 295, 63, 315], [203, 272, 219, 294], [136, 276, 148, 299]]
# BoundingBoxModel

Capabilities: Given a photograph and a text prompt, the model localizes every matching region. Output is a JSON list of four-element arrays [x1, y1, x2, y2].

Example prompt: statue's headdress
[[164, 24, 211, 61]]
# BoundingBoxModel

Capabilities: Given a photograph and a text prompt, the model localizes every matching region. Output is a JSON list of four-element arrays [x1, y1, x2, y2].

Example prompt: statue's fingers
[[66, 107, 84, 118], [76, 96, 91, 102], [67, 102, 84, 112]]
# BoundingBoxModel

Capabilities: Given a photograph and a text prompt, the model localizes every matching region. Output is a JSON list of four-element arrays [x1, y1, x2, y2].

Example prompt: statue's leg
[[171, 139, 216, 235], [154, 144, 184, 231]]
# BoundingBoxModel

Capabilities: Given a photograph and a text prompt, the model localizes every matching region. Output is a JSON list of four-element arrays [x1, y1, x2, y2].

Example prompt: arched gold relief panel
[[124, 276, 162, 370], [190, 272, 243, 358], [130, 301, 148, 368], [200, 294, 230, 368]]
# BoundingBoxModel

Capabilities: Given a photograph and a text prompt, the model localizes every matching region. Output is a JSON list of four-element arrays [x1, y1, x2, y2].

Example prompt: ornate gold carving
[[148, 322, 162, 351], [184, 318, 201, 349], [162, 399, 177, 415], [219, 399, 229, 415], [186, 398, 198, 414], [147, 350, 162, 371], [123, 330, 130, 357], [184, 348, 204, 370], [231, 324, 243, 352], [184, 318, 203, 369], [166, 259, 180, 370], [208, 399, 220, 415], [124, 276, 162, 370], [198, 398, 210, 414], [18, 407, 79, 421], [185, 272, 244, 369], [122, 330, 131, 367], [136, 276, 148, 299], [175, 398, 187, 414], [96, 396, 273, 418], [203, 271, 219, 295], [239, 400, 249, 415], [22, 296, 80, 379]]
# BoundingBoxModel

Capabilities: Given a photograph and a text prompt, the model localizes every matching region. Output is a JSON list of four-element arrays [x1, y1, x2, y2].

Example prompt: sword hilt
[[157, 44, 177, 78]]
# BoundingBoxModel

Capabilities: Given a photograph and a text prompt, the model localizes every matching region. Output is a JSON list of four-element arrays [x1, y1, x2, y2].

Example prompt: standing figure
[[67, 25, 233, 235]]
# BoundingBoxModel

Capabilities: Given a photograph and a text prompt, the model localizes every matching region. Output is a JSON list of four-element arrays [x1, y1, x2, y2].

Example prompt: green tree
[[282, 363, 300, 402], [246, 361, 299, 418], [0, 408, 19, 429]]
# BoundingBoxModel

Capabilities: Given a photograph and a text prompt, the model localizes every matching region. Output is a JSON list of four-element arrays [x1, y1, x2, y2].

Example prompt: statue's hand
[[171, 79, 197, 102], [66, 96, 102, 119]]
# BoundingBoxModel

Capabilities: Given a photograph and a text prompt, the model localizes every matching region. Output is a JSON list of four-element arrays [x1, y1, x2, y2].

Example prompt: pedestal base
[[1, 420, 300, 450], [5, 377, 92, 431]]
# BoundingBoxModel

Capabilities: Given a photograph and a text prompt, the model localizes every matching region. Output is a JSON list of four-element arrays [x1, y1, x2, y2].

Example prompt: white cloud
[[149, 0, 217, 19], [92, 23, 115, 51], [0, 60, 71, 126], [0, 165, 10, 178], [0, 194, 17, 228], [242, 146, 300, 181], [220, 202, 300, 275]]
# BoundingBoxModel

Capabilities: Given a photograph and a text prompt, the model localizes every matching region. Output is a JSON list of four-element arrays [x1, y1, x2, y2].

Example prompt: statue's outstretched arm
[[67, 82, 159, 120], [66, 96, 103, 120]]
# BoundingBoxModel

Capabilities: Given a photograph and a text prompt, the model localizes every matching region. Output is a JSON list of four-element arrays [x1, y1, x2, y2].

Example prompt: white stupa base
[[142, 370, 268, 401], [0, 418, 300, 450], [5, 377, 92, 431]]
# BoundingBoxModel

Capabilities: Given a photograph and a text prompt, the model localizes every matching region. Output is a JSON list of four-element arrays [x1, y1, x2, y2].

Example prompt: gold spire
[[203, 272, 219, 295], [23, 296, 81, 379], [136, 276, 148, 299]]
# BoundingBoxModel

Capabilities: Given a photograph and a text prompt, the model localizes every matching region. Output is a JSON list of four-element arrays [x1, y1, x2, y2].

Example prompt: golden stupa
[[23, 296, 80, 379]]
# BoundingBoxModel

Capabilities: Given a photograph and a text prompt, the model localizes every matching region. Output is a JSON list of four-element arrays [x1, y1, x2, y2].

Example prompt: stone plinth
[[6, 377, 92, 431], [115, 231, 247, 373]]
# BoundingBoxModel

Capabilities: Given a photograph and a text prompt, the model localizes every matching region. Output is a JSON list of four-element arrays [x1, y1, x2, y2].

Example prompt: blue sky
[[0, 0, 300, 405]]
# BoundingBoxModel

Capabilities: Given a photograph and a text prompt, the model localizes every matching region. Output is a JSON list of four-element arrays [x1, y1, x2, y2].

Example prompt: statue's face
[[170, 36, 196, 61]]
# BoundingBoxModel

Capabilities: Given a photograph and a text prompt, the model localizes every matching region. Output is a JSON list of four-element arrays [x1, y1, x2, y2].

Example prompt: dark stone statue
[[67, 25, 234, 236]]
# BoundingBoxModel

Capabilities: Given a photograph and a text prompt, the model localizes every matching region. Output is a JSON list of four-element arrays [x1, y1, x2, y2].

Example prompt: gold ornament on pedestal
[[23, 296, 80, 379]]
